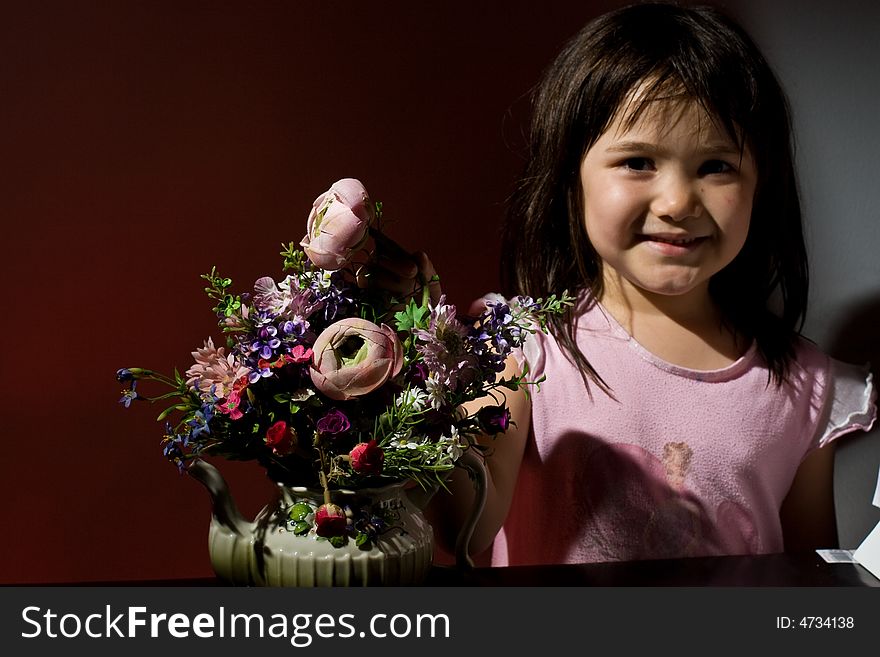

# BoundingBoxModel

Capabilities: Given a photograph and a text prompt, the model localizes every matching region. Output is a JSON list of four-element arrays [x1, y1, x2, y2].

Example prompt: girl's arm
[[357, 239, 530, 556], [779, 443, 838, 550], [427, 354, 532, 557]]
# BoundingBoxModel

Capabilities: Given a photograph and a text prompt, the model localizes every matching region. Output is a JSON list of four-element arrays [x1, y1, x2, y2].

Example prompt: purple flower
[[479, 352, 506, 376], [312, 276, 355, 322], [405, 362, 429, 386], [248, 365, 273, 384], [279, 318, 312, 351], [483, 300, 513, 332], [119, 381, 139, 408], [480, 298, 527, 356], [476, 405, 511, 435], [161, 425, 189, 474], [280, 319, 303, 337], [253, 276, 290, 315], [187, 409, 212, 440], [513, 295, 540, 312], [116, 368, 135, 382], [316, 409, 351, 436], [414, 296, 479, 391], [280, 276, 325, 320], [251, 325, 281, 360]]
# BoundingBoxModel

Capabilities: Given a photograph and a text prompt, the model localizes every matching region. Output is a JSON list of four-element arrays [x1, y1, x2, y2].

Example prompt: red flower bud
[[350, 440, 384, 475], [265, 420, 294, 455], [314, 503, 347, 537]]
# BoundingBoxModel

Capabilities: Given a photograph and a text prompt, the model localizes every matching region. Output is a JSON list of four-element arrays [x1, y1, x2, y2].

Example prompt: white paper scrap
[[816, 549, 857, 563], [851, 464, 880, 579], [874, 463, 880, 508], [854, 522, 880, 580]]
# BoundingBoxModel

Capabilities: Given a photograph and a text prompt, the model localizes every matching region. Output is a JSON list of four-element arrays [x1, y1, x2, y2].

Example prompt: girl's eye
[[622, 157, 654, 172], [698, 159, 735, 175]]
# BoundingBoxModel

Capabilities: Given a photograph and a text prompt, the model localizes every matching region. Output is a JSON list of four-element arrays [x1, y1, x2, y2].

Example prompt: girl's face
[[580, 99, 757, 308]]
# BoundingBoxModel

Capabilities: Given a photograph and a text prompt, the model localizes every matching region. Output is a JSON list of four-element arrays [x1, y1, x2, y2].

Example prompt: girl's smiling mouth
[[637, 233, 710, 255]]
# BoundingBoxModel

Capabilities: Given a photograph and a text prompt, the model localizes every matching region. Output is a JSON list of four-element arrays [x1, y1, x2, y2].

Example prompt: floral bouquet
[[117, 178, 570, 544]]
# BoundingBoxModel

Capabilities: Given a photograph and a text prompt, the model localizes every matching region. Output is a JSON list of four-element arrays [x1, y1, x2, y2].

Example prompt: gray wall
[[735, 0, 880, 369]]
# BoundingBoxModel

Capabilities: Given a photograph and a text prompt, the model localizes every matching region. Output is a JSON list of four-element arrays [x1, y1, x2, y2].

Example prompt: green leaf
[[288, 502, 312, 521], [280, 242, 307, 273], [328, 535, 347, 548], [292, 521, 311, 536], [355, 533, 372, 550], [155, 406, 179, 422], [394, 298, 430, 333]]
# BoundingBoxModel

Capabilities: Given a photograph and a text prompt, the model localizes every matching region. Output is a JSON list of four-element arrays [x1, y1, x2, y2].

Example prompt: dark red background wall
[[1, 0, 644, 583]]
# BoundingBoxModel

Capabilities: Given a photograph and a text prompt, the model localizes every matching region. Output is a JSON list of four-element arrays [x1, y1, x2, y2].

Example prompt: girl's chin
[[617, 275, 709, 300], [601, 260, 718, 301]]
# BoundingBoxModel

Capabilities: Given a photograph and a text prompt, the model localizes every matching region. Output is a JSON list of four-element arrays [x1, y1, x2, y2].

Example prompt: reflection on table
[[427, 551, 880, 587]]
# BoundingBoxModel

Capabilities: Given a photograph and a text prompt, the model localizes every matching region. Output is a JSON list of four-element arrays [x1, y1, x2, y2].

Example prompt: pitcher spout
[[187, 459, 249, 536]]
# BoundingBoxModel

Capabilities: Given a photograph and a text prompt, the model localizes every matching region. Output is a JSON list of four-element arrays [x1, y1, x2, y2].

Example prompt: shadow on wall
[[825, 293, 880, 549], [825, 294, 880, 379]]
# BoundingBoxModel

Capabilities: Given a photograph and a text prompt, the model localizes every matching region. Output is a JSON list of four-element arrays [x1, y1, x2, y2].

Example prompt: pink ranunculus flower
[[300, 178, 374, 270], [310, 318, 404, 401]]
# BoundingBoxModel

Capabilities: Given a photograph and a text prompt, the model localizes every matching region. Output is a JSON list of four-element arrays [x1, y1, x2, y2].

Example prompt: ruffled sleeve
[[508, 329, 546, 380], [819, 358, 877, 447]]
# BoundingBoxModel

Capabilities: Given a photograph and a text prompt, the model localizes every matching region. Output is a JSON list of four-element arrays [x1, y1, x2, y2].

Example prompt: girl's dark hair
[[501, 1, 808, 390]]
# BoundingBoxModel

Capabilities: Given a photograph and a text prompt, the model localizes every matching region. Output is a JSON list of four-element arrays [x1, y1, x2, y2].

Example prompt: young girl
[[375, 2, 877, 565]]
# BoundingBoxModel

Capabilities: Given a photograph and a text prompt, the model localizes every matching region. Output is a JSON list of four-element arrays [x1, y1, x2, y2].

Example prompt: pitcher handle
[[187, 458, 249, 536], [454, 449, 488, 569]]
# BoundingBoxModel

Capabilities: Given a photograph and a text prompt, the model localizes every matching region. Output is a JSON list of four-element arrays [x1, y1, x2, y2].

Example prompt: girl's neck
[[598, 276, 744, 370]]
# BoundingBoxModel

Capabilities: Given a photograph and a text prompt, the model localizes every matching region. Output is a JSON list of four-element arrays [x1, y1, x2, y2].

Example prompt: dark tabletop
[[32, 551, 878, 587]]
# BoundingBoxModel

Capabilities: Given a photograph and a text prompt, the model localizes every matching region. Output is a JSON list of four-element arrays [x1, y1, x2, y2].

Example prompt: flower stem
[[319, 470, 331, 505], [317, 444, 332, 505]]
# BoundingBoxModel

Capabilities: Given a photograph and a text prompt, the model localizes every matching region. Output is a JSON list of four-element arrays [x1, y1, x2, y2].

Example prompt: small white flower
[[277, 275, 297, 292], [396, 387, 428, 412], [309, 269, 334, 292], [387, 429, 413, 448], [290, 388, 315, 403], [439, 426, 465, 460], [425, 373, 447, 410]]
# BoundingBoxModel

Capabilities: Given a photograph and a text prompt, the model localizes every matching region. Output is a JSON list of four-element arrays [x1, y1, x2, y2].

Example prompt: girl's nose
[[650, 175, 702, 222]]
